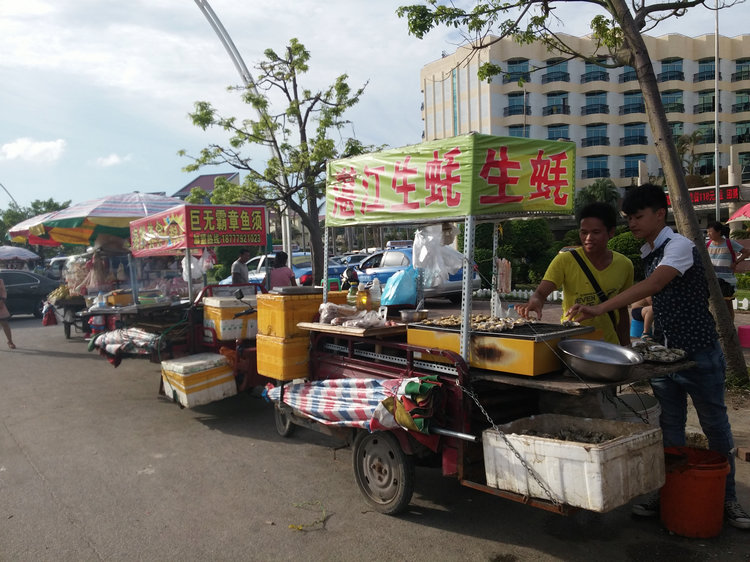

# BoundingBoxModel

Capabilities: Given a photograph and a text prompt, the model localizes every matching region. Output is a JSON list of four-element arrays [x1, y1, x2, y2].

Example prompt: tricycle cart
[[54, 296, 89, 339], [256, 133, 685, 515]]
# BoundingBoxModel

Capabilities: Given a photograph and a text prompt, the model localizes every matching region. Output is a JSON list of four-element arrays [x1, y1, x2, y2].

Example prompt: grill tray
[[408, 321, 594, 342]]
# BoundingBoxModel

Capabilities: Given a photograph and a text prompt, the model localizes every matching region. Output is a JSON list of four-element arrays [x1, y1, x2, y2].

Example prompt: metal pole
[[715, 2, 721, 221]]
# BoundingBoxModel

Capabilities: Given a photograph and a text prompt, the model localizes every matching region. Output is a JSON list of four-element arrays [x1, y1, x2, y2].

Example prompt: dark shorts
[[718, 278, 735, 298], [632, 307, 644, 322]]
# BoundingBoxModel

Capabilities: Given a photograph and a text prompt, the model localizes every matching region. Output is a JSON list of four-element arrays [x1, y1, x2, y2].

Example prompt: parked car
[[220, 252, 348, 287], [348, 247, 480, 303], [0, 269, 61, 318]]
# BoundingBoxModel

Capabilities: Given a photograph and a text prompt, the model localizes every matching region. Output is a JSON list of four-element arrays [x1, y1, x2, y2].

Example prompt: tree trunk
[[613, 0, 748, 382]]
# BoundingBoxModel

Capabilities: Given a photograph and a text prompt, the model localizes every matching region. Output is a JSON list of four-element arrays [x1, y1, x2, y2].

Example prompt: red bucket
[[660, 447, 729, 538]]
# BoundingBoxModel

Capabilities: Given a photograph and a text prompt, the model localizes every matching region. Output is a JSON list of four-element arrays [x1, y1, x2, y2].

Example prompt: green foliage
[[608, 231, 644, 281], [474, 247, 494, 288], [180, 38, 373, 284], [574, 179, 620, 219], [736, 273, 750, 290]]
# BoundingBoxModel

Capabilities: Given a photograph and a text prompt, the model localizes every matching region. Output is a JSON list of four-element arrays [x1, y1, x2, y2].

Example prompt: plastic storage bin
[[482, 414, 665, 512], [161, 353, 237, 408], [256, 291, 347, 338], [256, 334, 310, 381], [203, 296, 257, 342]]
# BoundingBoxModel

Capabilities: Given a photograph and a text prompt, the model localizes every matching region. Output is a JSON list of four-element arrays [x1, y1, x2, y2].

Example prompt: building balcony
[[693, 70, 720, 82], [619, 71, 637, 83], [732, 70, 750, 82], [581, 135, 610, 147], [698, 164, 715, 175], [662, 102, 685, 113], [582, 168, 610, 179], [693, 102, 721, 113], [542, 104, 570, 116], [580, 70, 609, 83], [503, 72, 530, 84], [620, 135, 648, 146], [732, 102, 750, 113], [541, 71, 570, 84], [620, 167, 640, 178], [732, 133, 750, 144], [581, 103, 609, 115], [503, 105, 531, 117], [619, 103, 646, 115], [696, 133, 720, 144], [658, 70, 684, 82]]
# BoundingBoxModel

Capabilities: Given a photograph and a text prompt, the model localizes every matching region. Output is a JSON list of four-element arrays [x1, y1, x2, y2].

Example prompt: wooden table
[[297, 321, 407, 338]]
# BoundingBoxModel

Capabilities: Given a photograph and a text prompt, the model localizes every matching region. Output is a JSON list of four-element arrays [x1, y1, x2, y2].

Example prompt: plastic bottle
[[370, 279, 381, 309], [355, 283, 370, 311], [347, 284, 359, 307], [96, 291, 106, 308]]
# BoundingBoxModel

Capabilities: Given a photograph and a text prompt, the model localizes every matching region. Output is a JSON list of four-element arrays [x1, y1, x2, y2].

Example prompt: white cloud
[[95, 153, 132, 167], [0, 137, 66, 162]]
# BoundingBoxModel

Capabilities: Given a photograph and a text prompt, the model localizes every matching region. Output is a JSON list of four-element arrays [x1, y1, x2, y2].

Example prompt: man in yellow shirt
[[517, 202, 634, 346]]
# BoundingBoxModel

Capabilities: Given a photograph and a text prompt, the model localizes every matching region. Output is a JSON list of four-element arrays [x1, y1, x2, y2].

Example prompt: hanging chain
[[455, 380, 562, 507]]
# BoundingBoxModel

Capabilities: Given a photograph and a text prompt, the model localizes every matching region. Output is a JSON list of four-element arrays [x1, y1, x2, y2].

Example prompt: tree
[[574, 178, 620, 218], [180, 38, 373, 284], [398, 0, 747, 382], [676, 130, 704, 176]]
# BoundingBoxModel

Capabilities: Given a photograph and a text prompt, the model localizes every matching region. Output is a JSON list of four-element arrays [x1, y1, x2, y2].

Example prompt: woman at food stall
[[269, 251, 297, 288], [0, 278, 16, 349]]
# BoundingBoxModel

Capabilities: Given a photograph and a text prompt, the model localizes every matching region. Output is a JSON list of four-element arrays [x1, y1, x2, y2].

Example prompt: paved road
[[2, 315, 750, 561]]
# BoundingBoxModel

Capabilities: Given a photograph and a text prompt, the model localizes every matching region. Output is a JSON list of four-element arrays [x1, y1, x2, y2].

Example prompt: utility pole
[[194, 0, 293, 258], [0, 181, 19, 207]]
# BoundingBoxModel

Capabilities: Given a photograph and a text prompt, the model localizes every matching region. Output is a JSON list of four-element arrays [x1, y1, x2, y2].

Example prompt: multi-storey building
[[420, 33, 750, 190]]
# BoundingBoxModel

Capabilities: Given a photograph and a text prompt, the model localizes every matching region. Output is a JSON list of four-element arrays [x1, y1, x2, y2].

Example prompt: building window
[[733, 91, 750, 114], [740, 152, 750, 182], [547, 124, 570, 140], [582, 123, 609, 147], [695, 122, 716, 144], [620, 91, 645, 115], [582, 91, 608, 115], [734, 122, 750, 144], [694, 59, 716, 82], [504, 91, 530, 117], [661, 90, 684, 113], [659, 58, 684, 82], [508, 125, 530, 138], [543, 92, 570, 115], [542, 59, 570, 83], [583, 155, 609, 178], [669, 122, 684, 139], [619, 65, 637, 83], [732, 58, 750, 82], [504, 59, 530, 83], [581, 59, 609, 83], [696, 153, 715, 175], [621, 123, 647, 146], [694, 90, 718, 114], [622, 154, 646, 177]]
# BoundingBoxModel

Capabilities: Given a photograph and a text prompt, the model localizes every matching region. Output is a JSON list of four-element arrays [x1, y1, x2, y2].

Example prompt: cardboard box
[[203, 296, 257, 342], [483, 414, 665, 512], [161, 353, 237, 408], [256, 334, 309, 381]]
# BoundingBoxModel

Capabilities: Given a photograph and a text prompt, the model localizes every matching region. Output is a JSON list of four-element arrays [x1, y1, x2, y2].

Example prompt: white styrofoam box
[[483, 414, 665, 512], [203, 296, 257, 341], [161, 353, 237, 408]]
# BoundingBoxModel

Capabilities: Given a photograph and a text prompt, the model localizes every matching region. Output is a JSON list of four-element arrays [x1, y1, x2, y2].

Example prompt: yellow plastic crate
[[256, 334, 309, 381], [256, 291, 347, 338]]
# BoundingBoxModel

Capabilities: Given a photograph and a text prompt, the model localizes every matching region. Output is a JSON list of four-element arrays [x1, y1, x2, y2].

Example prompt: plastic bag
[[182, 255, 203, 282], [381, 266, 417, 306], [319, 302, 358, 324], [342, 310, 385, 328], [413, 225, 464, 289]]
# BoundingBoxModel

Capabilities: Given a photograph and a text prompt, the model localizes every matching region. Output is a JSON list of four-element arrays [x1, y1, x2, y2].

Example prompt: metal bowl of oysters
[[557, 339, 643, 382], [400, 309, 429, 323]]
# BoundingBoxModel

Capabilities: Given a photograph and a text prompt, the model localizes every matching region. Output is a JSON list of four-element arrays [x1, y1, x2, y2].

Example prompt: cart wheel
[[352, 431, 415, 515], [274, 403, 295, 438], [63, 322, 71, 339]]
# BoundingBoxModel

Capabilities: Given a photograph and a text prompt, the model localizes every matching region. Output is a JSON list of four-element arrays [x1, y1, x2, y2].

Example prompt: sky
[[1, 0, 748, 210]]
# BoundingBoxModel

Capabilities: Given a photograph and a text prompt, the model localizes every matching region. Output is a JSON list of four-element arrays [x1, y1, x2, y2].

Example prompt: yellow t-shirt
[[543, 248, 634, 344]]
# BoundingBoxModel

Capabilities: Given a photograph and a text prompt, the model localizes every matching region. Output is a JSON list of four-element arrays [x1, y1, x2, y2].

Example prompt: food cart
[[253, 133, 688, 516]]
